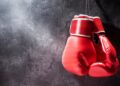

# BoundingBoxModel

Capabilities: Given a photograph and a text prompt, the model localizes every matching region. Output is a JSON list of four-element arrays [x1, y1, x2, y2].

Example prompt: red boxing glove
[[89, 17, 119, 77], [62, 15, 96, 76]]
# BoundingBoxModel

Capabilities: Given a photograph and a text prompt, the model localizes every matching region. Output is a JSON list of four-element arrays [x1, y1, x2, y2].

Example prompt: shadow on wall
[[73, 68, 120, 86]]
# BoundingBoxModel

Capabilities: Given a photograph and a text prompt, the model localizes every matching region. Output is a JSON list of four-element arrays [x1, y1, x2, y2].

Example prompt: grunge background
[[0, 0, 120, 86]]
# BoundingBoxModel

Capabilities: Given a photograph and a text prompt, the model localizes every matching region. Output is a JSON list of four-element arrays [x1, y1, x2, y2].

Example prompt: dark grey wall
[[0, 0, 120, 86]]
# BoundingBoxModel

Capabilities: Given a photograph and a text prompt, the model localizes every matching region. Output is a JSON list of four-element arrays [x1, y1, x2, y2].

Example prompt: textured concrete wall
[[0, 0, 120, 86]]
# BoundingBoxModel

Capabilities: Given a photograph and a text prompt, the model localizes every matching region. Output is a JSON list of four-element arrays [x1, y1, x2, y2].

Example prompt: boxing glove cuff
[[93, 17, 105, 33], [70, 18, 94, 38]]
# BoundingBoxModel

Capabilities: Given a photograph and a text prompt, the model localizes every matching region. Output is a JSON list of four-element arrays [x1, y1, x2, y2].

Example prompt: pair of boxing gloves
[[62, 14, 119, 77]]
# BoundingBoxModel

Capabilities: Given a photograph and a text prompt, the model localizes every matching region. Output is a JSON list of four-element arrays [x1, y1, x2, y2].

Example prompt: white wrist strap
[[70, 33, 91, 38]]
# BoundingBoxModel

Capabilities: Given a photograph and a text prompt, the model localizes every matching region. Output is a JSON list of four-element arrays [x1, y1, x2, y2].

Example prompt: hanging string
[[85, 0, 90, 15]]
